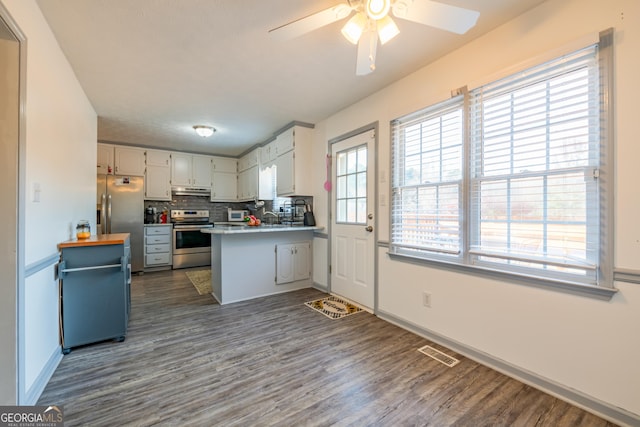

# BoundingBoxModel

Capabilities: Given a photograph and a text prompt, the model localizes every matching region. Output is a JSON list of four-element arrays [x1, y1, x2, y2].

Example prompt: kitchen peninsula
[[202, 225, 322, 304]]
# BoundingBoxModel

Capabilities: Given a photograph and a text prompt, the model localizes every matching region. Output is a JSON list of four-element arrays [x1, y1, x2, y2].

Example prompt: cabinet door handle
[[365, 226, 373, 232]]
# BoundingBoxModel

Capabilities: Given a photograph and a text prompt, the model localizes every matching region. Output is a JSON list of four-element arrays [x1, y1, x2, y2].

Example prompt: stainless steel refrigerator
[[97, 175, 144, 272]]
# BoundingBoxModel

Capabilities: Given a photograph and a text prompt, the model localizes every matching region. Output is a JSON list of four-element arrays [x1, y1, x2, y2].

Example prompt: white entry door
[[331, 130, 375, 310]]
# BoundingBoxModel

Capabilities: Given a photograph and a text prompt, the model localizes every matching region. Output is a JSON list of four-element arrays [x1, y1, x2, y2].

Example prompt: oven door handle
[[173, 224, 213, 230]]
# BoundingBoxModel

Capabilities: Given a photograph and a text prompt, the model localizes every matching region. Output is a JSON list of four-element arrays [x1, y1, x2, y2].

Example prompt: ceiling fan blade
[[392, 0, 480, 34], [269, 3, 353, 40], [356, 29, 378, 76]]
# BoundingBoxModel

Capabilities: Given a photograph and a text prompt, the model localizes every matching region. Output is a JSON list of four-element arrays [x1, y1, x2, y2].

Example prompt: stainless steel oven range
[[171, 209, 212, 269]]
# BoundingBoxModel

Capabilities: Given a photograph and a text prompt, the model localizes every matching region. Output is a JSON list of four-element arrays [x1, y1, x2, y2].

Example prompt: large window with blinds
[[390, 38, 612, 289]]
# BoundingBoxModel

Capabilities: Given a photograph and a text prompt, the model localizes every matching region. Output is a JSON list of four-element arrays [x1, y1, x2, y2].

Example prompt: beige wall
[[312, 0, 640, 419], [0, 31, 20, 404], [1, 0, 97, 403]]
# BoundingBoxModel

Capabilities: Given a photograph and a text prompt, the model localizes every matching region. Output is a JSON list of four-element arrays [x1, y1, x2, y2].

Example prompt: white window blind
[[391, 97, 464, 257], [469, 45, 600, 284], [390, 37, 611, 289]]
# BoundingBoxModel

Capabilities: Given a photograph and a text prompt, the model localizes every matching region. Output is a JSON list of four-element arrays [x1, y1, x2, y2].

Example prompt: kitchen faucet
[[262, 209, 279, 224]]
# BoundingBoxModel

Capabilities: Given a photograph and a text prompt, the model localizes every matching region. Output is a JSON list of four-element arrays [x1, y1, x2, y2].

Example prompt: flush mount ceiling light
[[193, 125, 216, 138], [269, 0, 479, 76]]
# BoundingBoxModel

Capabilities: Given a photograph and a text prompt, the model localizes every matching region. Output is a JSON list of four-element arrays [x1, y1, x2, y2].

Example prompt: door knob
[[365, 226, 373, 232]]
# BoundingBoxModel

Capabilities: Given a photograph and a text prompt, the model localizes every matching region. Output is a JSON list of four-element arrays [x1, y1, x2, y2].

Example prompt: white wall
[[312, 0, 640, 419], [2, 0, 97, 403]]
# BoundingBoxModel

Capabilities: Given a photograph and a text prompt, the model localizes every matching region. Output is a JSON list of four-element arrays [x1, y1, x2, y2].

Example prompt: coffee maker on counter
[[145, 206, 157, 224]]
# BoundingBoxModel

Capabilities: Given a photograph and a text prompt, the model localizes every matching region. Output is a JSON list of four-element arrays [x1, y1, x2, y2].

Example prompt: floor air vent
[[418, 344, 460, 367]]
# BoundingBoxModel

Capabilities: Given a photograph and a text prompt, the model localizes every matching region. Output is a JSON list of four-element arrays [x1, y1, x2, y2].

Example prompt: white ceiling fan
[[269, 0, 479, 76]]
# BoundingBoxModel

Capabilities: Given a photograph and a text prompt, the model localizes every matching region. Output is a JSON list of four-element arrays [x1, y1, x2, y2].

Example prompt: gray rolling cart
[[57, 234, 131, 354]]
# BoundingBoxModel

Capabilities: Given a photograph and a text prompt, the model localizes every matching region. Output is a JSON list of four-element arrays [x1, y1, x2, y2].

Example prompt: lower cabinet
[[276, 241, 311, 284], [144, 225, 172, 269]]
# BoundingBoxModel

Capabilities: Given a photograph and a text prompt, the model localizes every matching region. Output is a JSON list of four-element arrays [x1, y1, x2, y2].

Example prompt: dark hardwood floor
[[38, 269, 617, 426]]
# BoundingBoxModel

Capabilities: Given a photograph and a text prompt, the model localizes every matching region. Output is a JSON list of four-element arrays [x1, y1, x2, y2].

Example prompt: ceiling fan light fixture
[[365, 0, 391, 20], [193, 125, 216, 138], [341, 12, 367, 44], [377, 15, 399, 45]]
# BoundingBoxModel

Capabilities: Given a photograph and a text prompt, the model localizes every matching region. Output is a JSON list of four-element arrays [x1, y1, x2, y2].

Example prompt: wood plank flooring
[[38, 269, 617, 426]]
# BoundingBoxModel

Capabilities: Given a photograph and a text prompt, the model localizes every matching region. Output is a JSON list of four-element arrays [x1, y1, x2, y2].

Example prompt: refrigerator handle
[[100, 193, 107, 234], [107, 194, 112, 234]]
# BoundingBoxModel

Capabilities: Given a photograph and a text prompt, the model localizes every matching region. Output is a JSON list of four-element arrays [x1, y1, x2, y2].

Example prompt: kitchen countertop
[[202, 224, 323, 235], [58, 233, 130, 249]]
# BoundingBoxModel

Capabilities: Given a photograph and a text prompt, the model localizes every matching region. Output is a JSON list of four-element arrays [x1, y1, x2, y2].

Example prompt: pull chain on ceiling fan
[[269, 0, 480, 76]]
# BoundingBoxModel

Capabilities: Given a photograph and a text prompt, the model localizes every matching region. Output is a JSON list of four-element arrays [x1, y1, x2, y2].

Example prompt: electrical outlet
[[422, 292, 432, 308]]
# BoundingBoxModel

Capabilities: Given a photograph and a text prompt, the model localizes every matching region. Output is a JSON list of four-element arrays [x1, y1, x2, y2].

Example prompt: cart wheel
[[62, 348, 71, 355], [115, 336, 126, 342]]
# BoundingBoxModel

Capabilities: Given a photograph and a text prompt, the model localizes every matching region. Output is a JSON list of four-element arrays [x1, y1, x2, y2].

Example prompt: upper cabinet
[[146, 149, 171, 167], [99, 123, 314, 199], [171, 153, 212, 188], [238, 165, 258, 201], [192, 155, 213, 187], [145, 149, 172, 201], [114, 146, 146, 176], [275, 127, 295, 157], [274, 126, 313, 196], [260, 141, 277, 166], [238, 149, 259, 172], [238, 148, 259, 201], [99, 142, 145, 176], [211, 156, 237, 202], [211, 156, 237, 174], [97, 143, 115, 174]]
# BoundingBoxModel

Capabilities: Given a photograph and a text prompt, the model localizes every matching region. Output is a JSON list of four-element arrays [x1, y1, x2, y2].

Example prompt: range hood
[[171, 186, 211, 197]]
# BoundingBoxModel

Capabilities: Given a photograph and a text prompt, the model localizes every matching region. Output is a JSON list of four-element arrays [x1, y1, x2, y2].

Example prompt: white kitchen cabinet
[[260, 141, 277, 166], [238, 166, 258, 201], [275, 151, 295, 195], [144, 225, 172, 269], [192, 155, 213, 187], [146, 149, 171, 167], [211, 171, 237, 202], [238, 148, 259, 172], [276, 241, 311, 285], [258, 142, 276, 200], [274, 126, 313, 196], [275, 127, 295, 157], [145, 165, 171, 200], [114, 146, 146, 176], [258, 164, 275, 200], [97, 143, 115, 174], [211, 156, 238, 201], [145, 149, 172, 200], [212, 156, 237, 174], [171, 153, 191, 186], [171, 153, 212, 187]]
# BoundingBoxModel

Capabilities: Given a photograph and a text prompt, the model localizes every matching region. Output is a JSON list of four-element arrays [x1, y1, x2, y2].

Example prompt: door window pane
[[336, 144, 368, 224]]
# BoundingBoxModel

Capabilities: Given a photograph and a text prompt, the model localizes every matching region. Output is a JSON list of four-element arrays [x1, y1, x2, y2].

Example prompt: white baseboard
[[22, 346, 62, 405], [312, 282, 328, 293]]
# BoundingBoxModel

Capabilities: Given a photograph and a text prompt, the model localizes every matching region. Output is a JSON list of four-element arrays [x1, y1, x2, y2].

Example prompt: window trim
[[388, 29, 616, 299]]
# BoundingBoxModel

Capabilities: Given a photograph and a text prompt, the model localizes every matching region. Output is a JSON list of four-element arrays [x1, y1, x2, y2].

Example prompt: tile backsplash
[[144, 196, 312, 223]]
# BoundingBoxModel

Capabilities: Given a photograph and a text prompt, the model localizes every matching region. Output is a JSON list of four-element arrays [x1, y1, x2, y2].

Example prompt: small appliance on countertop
[[227, 208, 249, 222], [145, 206, 157, 224]]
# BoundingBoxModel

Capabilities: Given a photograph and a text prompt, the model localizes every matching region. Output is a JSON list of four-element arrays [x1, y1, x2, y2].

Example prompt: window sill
[[387, 251, 618, 301]]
